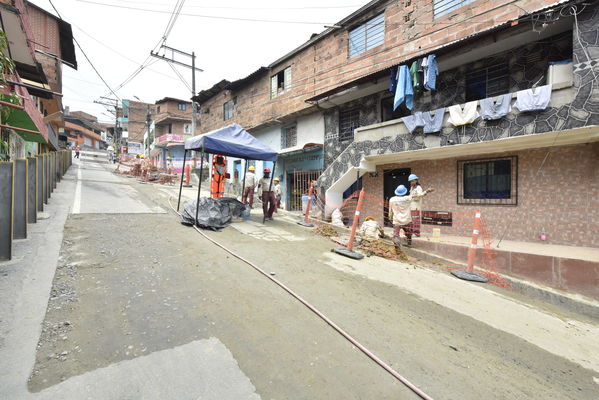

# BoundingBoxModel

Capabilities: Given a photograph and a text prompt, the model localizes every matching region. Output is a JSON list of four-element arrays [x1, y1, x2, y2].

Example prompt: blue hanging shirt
[[424, 54, 438, 91], [394, 65, 414, 111]]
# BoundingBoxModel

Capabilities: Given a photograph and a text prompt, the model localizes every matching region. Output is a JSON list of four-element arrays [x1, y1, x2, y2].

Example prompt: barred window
[[339, 109, 360, 141], [434, 0, 475, 19], [466, 63, 510, 101], [223, 101, 234, 121], [281, 125, 297, 149], [348, 12, 385, 58], [458, 157, 518, 205]]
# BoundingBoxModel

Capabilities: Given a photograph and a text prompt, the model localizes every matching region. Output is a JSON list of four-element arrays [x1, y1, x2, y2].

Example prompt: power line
[[99, 0, 186, 98], [76, 0, 338, 25], [97, 0, 363, 10], [48, 0, 121, 101]]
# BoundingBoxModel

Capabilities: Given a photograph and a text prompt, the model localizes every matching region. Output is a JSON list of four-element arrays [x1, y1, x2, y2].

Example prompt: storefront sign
[[156, 134, 184, 144]]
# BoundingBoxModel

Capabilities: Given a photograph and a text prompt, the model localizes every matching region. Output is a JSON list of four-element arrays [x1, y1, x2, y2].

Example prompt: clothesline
[[400, 84, 554, 135]]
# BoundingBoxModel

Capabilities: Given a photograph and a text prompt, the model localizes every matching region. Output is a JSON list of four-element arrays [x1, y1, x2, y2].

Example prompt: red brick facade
[[197, 0, 556, 132], [360, 143, 599, 248]]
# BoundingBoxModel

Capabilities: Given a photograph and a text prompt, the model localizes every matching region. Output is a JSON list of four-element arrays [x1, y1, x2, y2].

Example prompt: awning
[[1, 91, 47, 143], [278, 143, 323, 157], [185, 123, 278, 161]]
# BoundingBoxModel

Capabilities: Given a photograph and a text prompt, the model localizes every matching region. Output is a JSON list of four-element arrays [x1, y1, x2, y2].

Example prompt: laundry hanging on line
[[448, 101, 480, 126], [422, 108, 445, 134], [393, 65, 414, 111], [424, 54, 438, 91], [389, 66, 398, 93], [402, 112, 424, 134], [514, 84, 552, 112], [479, 93, 513, 120]]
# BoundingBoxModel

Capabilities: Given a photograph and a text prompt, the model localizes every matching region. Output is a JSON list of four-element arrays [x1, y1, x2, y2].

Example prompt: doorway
[[383, 168, 411, 226]]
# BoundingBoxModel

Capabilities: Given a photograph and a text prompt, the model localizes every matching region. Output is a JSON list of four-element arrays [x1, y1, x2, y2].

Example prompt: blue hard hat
[[395, 185, 408, 196], [408, 174, 419, 181]]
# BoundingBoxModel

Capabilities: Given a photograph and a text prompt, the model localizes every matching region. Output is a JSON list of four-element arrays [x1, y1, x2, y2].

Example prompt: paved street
[[1, 155, 598, 400]]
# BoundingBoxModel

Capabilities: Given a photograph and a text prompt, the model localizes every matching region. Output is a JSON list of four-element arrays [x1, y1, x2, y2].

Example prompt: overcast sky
[[29, 0, 361, 124]]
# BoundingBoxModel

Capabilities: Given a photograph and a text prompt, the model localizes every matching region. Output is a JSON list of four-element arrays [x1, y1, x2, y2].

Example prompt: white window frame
[[433, 0, 475, 19], [270, 66, 292, 99], [223, 100, 234, 121], [348, 12, 385, 58]]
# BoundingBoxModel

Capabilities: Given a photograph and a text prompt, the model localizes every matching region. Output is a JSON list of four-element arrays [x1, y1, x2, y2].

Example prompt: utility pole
[[94, 97, 120, 153], [146, 104, 152, 156], [150, 45, 202, 136]]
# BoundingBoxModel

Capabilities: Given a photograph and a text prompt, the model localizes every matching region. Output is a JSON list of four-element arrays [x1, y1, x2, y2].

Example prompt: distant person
[[407, 174, 433, 237], [74, 145, 80, 159], [257, 167, 276, 221], [389, 185, 413, 248], [273, 177, 282, 212], [242, 165, 257, 208]]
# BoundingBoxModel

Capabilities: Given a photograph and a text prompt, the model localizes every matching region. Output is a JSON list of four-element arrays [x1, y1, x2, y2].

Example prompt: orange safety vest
[[210, 155, 227, 198]]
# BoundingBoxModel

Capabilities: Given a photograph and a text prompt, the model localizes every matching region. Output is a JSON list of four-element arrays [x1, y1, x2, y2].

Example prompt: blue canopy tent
[[177, 123, 279, 224]]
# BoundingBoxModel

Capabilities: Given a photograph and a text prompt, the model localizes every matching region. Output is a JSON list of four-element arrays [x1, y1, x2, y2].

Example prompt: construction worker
[[242, 165, 257, 208], [166, 156, 173, 174], [358, 216, 385, 240], [273, 177, 282, 212], [257, 167, 276, 220], [408, 174, 434, 237], [388, 185, 413, 247]]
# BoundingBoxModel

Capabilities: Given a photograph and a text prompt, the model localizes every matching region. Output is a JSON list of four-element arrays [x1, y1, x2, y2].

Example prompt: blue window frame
[[348, 12, 385, 58]]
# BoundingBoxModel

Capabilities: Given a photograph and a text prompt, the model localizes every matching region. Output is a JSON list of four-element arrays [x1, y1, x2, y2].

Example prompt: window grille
[[223, 101, 234, 121], [457, 156, 518, 205], [281, 125, 297, 149], [339, 109, 360, 141], [466, 63, 510, 102], [348, 12, 385, 58], [433, 0, 475, 19]]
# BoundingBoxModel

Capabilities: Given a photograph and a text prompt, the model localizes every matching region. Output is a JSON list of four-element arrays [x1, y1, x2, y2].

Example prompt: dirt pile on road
[[359, 239, 408, 261], [313, 224, 338, 237]]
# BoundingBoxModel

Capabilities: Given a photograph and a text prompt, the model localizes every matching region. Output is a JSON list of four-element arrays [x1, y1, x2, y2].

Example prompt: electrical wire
[[48, 0, 121, 102], [93, 0, 363, 10], [167, 196, 434, 400], [167, 62, 192, 92]]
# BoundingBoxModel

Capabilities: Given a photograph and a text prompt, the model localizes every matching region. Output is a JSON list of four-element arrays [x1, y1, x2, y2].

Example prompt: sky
[[29, 0, 363, 124]]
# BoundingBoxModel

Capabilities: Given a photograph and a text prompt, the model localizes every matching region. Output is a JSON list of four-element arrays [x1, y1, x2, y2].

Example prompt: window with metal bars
[[433, 0, 475, 19], [457, 157, 517, 205], [465, 63, 510, 102], [339, 109, 360, 141], [281, 125, 297, 149], [223, 100, 233, 121], [348, 12, 385, 58]]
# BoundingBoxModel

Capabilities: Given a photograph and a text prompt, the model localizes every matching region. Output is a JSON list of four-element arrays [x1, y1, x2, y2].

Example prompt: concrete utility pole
[[94, 97, 120, 152], [146, 105, 152, 156], [150, 45, 202, 136]]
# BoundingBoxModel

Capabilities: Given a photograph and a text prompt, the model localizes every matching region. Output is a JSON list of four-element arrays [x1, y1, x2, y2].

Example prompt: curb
[[402, 246, 599, 320]]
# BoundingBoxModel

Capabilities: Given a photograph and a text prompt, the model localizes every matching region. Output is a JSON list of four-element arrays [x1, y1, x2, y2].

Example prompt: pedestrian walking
[[257, 167, 276, 220], [407, 174, 433, 237], [242, 165, 257, 208], [74, 145, 80, 159], [273, 177, 282, 212], [389, 185, 413, 247]]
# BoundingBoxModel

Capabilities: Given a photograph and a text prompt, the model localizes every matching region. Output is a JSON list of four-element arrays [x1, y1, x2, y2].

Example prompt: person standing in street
[[389, 185, 413, 247], [74, 145, 80, 159], [273, 177, 282, 212], [242, 165, 257, 208], [257, 167, 276, 220], [408, 174, 433, 237]]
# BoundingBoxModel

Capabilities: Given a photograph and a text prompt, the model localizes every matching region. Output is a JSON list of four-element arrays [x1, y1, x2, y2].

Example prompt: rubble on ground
[[313, 224, 338, 237]]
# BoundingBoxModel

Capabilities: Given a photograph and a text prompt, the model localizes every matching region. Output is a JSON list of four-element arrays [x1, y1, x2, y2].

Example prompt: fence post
[[297, 181, 315, 227], [36, 155, 43, 212], [450, 210, 488, 282], [27, 157, 36, 224], [13, 159, 27, 239], [0, 161, 14, 260], [332, 188, 365, 260]]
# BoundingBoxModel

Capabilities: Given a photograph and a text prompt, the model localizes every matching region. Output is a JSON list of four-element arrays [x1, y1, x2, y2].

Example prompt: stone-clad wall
[[322, 31, 573, 170], [319, 5, 599, 208]]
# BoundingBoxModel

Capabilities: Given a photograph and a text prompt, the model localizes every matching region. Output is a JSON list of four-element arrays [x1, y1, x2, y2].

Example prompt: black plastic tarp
[[181, 197, 249, 230]]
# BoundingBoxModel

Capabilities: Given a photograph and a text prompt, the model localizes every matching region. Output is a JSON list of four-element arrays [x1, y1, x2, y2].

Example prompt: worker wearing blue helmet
[[408, 173, 434, 237], [389, 184, 413, 247]]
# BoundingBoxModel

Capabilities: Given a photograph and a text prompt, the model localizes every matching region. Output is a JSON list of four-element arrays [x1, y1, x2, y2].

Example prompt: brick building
[[63, 109, 105, 149], [149, 97, 195, 172], [0, 0, 76, 158], [194, 0, 599, 299]]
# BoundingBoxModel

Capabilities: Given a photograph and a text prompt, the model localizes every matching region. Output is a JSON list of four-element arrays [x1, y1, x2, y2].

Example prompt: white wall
[[297, 112, 324, 145]]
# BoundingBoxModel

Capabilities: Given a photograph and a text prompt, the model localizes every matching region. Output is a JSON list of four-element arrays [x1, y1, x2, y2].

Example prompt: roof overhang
[[278, 143, 323, 157]]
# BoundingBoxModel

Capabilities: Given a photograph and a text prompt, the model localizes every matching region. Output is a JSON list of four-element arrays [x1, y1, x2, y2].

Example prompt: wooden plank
[[0, 161, 14, 260], [27, 157, 37, 223], [13, 159, 27, 239]]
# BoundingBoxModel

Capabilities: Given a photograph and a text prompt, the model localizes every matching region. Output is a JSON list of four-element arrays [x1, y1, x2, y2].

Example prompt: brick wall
[[197, 0, 558, 133], [126, 100, 153, 142], [360, 142, 599, 248]]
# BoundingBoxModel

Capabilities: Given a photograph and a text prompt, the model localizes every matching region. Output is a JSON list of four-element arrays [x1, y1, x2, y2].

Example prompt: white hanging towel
[[447, 101, 480, 126], [514, 84, 552, 112]]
